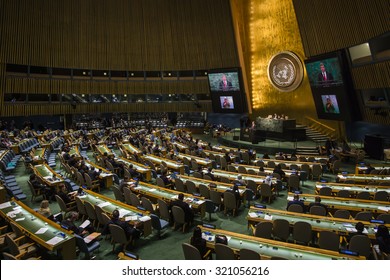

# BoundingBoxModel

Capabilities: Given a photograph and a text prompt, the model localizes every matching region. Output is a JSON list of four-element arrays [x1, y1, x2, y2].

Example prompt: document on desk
[[119, 209, 131, 218], [149, 188, 157, 192], [46, 236, 63, 245], [0, 202, 11, 209], [97, 201, 111, 208], [15, 217, 25, 222], [378, 206, 390, 212], [248, 212, 257, 218], [79, 219, 91, 229], [139, 216, 151, 222], [264, 214, 273, 221], [125, 215, 138, 221], [35, 227, 48, 234]]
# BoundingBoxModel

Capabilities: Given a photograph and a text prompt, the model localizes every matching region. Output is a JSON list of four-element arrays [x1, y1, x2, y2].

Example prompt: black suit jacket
[[170, 199, 194, 223], [318, 71, 334, 82], [219, 80, 233, 91]]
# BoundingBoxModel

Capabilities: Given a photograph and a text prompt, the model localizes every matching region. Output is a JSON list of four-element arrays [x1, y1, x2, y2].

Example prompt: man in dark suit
[[106, 209, 141, 240], [170, 193, 194, 224], [317, 63, 334, 83], [219, 74, 232, 91], [286, 194, 305, 211]]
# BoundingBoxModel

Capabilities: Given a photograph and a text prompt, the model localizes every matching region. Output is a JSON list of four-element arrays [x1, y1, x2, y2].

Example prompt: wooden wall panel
[[292, 0, 390, 57], [0, 0, 239, 70], [351, 61, 390, 89]]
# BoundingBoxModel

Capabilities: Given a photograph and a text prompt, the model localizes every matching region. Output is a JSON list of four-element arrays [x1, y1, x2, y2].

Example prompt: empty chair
[[27, 181, 45, 202], [141, 197, 157, 213], [129, 193, 142, 207], [150, 213, 169, 239], [75, 234, 100, 259], [287, 204, 303, 213], [293, 221, 312, 245], [318, 231, 340, 251], [260, 184, 273, 203], [123, 187, 132, 205], [228, 165, 237, 173], [172, 206, 188, 232], [5, 235, 38, 260], [84, 201, 98, 228], [333, 209, 351, 219], [355, 211, 373, 221], [318, 187, 332, 196], [253, 221, 273, 239], [330, 160, 341, 174], [288, 175, 300, 192], [337, 189, 350, 198], [299, 171, 308, 186], [237, 166, 247, 174], [272, 219, 290, 241], [309, 205, 327, 216], [84, 173, 100, 193], [373, 191, 388, 202], [156, 177, 166, 188], [158, 199, 171, 222], [75, 196, 87, 221], [247, 169, 257, 175], [199, 184, 210, 199], [185, 180, 197, 195], [174, 178, 186, 192], [112, 185, 124, 202], [182, 243, 209, 260], [215, 243, 236, 260], [289, 164, 299, 171], [377, 213, 390, 224], [203, 174, 213, 181], [209, 190, 222, 211], [193, 171, 203, 179], [205, 199, 219, 221], [311, 164, 322, 180], [223, 191, 238, 216], [356, 191, 371, 200], [256, 160, 265, 167], [240, 248, 261, 260], [349, 235, 372, 258], [55, 194, 76, 216], [109, 223, 131, 252], [267, 161, 276, 168]]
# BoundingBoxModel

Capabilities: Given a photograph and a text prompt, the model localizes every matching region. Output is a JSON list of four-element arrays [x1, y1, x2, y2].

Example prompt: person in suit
[[347, 222, 367, 243], [219, 74, 232, 91], [61, 211, 93, 236], [170, 193, 194, 224], [317, 63, 334, 83], [286, 194, 305, 211], [308, 196, 328, 215], [225, 184, 241, 208], [106, 209, 141, 241], [205, 167, 215, 181], [375, 225, 390, 254]]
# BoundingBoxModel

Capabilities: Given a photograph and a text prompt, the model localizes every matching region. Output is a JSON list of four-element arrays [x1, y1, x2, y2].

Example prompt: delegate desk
[[198, 226, 362, 260], [177, 175, 246, 196], [68, 145, 83, 160], [252, 158, 322, 171], [95, 144, 114, 157], [203, 169, 277, 186], [172, 142, 188, 152], [84, 160, 114, 188], [176, 153, 213, 167], [287, 192, 390, 217], [33, 164, 65, 188], [337, 173, 390, 184], [0, 199, 76, 259], [115, 157, 151, 182], [129, 181, 205, 217], [230, 163, 297, 178], [246, 207, 385, 240], [78, 189, 151, 237], [315, 182, 390, 198], [31, 147, 48, 165], [355, 164, 390, 174], [143, 154, 185, 175], [212, 145, 248, 153], [120, 143, 141, 155]]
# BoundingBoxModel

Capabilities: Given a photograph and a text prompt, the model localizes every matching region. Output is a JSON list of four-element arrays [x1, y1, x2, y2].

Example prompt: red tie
[[323, 73, 327, 81]]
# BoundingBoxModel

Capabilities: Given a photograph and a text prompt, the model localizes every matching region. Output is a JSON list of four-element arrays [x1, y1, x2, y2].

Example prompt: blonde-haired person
[[37, 200, 52, 217]]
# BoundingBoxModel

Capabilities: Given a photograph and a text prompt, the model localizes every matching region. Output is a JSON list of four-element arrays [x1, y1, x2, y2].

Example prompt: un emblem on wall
[[267, 51, 304, 92]]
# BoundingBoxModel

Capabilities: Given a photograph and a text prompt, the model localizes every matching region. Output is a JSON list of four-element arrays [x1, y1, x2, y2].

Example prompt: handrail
[[304, 116, 336, 132]]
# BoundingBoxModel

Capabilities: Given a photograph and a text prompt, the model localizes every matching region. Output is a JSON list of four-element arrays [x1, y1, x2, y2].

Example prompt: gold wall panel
[[246, 0, 318, 123]]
